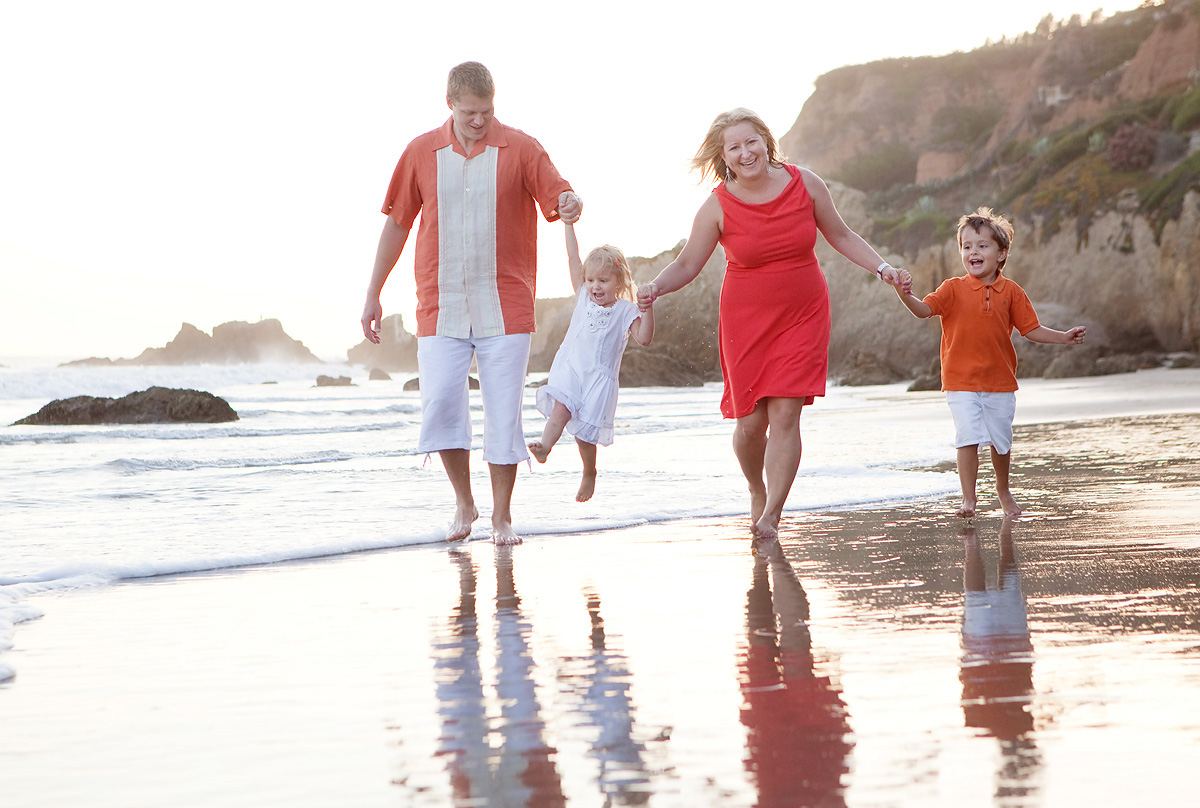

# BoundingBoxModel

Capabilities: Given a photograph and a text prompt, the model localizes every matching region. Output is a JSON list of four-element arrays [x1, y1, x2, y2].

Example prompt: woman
[[637, 108, 909, 539]]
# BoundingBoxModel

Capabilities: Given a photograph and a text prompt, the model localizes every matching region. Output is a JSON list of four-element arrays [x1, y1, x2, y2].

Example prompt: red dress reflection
[[739, 541, 852, 808]]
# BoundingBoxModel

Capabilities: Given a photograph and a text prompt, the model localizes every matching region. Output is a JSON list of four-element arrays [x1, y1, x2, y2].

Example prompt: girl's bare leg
[[528, 401, 572, 463], [991, 447, 1021, 517], [732, 403, 770, 529], [754, 397, 806, 540], [575, 439, 597, 502], [956, 445, 980, 518]]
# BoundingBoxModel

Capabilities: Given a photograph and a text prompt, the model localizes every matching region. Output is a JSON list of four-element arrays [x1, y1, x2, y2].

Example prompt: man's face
[[448, 92, 494, 149]]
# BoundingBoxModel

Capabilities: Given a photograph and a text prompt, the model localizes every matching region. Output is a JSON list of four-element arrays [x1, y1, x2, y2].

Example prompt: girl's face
[[960, 226, 1006, 283], [584, 264, 621, 308], [722, 121, 769, 181]]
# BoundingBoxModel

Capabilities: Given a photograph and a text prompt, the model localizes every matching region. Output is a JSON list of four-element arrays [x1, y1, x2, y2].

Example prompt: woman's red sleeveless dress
[[716, 163, 831, 419]]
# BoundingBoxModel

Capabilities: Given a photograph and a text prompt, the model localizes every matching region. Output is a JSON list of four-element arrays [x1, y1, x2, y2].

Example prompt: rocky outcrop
[[346, 314, 418, 371], [316, 375, 353, 387], [61, 320, 320, 366], [13, 387, 238, 425]]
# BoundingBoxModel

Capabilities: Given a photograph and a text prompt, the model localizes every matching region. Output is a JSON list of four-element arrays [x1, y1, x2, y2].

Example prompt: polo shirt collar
[[433, 116, 509, 158], [964, 268, 1007, 291]]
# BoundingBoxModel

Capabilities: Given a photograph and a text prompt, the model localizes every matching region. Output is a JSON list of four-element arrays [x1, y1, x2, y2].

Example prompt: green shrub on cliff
[[1141, 151, 1200, 238], [836, 143, 918, 192]]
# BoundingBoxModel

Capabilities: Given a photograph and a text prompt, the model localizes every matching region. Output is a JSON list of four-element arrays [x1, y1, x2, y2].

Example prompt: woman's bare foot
[[576, 471, 596, 502], [492, 519, 522, 546], [999, 492, 1022, 518], [749, 484, 767, 528], [528, 441, 551, 464], [447, 504, 480, 542]]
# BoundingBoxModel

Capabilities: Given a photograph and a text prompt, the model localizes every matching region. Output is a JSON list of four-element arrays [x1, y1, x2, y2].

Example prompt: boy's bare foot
[[751, 514, 779, 540], [492, 519, 522, 546], [999, 492, 1023, 518], [528, 441, 551, 464], [447, 504, 480, 542], [576, 471, 596, 502]]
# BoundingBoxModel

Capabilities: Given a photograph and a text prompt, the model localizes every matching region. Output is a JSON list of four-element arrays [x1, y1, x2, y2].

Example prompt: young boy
[[895, 207, 1086, 518]]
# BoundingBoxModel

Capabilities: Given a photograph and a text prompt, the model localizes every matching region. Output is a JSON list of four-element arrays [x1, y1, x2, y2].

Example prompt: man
[[361, 61, 582, 545]]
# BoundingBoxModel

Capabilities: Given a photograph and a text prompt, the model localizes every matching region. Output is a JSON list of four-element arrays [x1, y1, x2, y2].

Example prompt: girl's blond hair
[[691, 108, 785, 183], [583, 245, 635, 302]]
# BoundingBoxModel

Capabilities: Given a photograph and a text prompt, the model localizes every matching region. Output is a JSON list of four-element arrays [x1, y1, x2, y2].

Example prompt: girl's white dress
[[536, 288, 642, 446]]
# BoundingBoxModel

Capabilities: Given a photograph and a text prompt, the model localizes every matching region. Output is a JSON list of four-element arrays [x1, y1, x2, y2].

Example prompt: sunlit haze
[[2, 1, 1138, 361]]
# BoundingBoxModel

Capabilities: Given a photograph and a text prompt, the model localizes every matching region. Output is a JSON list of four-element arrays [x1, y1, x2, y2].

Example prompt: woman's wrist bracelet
[[874, 261, 891, 279]]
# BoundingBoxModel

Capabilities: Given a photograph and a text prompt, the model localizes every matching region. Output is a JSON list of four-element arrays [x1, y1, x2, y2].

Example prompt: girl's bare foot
[[528, 441, 551, 464], [447, 505, 480, 542], [955, 496, 977, 519], [999, 492, 1022, 518], [576, 471, 596, 502]]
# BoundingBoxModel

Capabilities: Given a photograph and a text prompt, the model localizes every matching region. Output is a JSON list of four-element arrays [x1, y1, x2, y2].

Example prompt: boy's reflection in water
[[558, 589, 651, 805], [431, 546, 566, 807], [959, 519, 1043, 801], [740, 538, 852, 808]]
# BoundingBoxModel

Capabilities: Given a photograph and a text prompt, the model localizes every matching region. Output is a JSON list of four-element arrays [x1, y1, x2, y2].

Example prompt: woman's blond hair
[[691, 108, 785, 183], [583, 245, 635, 302]]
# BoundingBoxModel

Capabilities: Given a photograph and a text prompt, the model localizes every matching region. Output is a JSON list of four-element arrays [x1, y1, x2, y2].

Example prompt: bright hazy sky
[[2, 1, 1139, 361]]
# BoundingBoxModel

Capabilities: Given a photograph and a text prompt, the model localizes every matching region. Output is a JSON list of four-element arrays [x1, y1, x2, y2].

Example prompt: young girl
[[528, 223, 654, 502]]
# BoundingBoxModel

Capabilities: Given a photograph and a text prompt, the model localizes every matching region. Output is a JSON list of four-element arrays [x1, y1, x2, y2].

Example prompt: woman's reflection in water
[[740, 538, 852, 808], [558, 589, 651, 806], [959, 519, 1043, 801], [431, 546, 566, 807]]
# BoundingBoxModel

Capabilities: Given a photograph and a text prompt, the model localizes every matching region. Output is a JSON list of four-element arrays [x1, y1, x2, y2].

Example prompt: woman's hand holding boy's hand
[[881, 265, 912, 295], [636, 283, 658, 312]]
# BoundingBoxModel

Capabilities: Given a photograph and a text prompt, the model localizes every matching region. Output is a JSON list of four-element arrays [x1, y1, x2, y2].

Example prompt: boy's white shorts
[[416, 333, 531, 465], [946, 391, 1016, 454]]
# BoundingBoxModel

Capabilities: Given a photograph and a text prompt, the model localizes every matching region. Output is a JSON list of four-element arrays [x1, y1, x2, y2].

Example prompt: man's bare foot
[[492, 520, 522, 546], [576, 471, 596, 502], [527, 441, 551, 464], [447, 504, 480, 542], [999, 492, 1022, 518]]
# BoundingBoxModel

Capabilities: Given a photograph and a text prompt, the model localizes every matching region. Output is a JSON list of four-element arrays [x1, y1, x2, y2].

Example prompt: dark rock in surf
[[13, 387, 238, 425]]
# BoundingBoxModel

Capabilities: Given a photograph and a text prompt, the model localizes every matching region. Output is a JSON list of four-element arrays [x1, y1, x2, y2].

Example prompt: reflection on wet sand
[[959, 519, 1043, 801], [558, 589, 651, 805], [741, 538, 852, 807], [430, 547, 565, 807]]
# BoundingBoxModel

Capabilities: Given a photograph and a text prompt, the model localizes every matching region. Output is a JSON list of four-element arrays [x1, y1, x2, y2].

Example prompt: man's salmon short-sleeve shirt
[[924, 271, 1040, 393], [381, 117, 572, 338]]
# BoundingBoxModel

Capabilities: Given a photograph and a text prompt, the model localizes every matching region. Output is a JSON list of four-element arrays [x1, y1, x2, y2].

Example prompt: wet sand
[[3, 407, 1200, 806]]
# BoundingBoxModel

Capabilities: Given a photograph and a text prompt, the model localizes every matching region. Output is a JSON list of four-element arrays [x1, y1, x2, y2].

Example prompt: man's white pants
[[417, 333, 530, 465]]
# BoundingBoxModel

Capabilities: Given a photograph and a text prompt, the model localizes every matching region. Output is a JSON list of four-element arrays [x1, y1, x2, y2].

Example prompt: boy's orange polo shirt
[[924, 271, 1040, 392]]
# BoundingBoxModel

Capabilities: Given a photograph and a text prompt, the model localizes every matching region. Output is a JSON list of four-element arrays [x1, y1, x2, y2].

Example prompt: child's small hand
[[636, 283, 658, 311], [1066, 325, 1086, 344]]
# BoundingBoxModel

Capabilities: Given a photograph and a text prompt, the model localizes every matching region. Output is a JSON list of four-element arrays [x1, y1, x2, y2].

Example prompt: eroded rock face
[[13, 387, 238, 425], [346, 314, 418, 372], [61, 320, 320, 367]]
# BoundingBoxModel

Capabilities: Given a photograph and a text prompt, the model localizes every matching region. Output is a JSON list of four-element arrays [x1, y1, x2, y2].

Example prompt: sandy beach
[[3, 378, 1200, 807]]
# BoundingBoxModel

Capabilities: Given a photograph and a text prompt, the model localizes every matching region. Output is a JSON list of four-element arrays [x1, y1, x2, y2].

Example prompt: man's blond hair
[[447, 61, 494, 102]]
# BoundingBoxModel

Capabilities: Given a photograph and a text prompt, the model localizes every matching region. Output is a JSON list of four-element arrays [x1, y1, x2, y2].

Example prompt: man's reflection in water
[[558, 589, 651, 805], [959, 519, 1043, 801], [740, 538, 852, 808], [431, 546, 566, 807]]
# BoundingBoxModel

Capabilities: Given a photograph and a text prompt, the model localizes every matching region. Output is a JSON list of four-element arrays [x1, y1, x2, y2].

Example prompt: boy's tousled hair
[[447, 61, 494, 102], [691, 108, 785, 183], [957, 207, 1014, 267], [584, 245, 635, 302]]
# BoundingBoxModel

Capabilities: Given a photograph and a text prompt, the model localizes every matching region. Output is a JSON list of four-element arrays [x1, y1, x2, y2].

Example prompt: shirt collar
[[432, 116, 509, 157], [964, 268, 1007, 291]]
